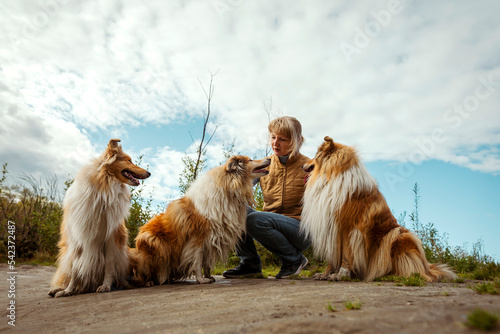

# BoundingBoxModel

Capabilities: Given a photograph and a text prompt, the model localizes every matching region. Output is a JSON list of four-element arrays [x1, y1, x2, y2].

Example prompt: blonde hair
[[268, 116, 304, 158]]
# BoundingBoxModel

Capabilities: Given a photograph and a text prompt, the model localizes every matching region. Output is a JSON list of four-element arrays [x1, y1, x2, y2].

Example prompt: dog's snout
[[302, 164, 314, 173], [147, 171, 151, 177]]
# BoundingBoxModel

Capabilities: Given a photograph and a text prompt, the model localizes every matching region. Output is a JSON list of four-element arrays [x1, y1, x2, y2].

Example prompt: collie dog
[[301, 137, 456, 282], [48, 139, 151, 297], [131, 155, 270, 285]]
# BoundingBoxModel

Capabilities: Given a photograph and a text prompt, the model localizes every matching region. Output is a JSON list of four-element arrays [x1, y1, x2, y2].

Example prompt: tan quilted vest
[[259, 153, 310, 221]]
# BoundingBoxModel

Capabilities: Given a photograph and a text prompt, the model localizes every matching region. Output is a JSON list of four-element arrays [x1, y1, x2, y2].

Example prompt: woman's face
[[270, 132, 292, 156]]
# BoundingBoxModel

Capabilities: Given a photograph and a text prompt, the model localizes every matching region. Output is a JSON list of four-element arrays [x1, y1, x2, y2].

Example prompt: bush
[[471, 282, 500, 295], [399, 183, 499, 280], [0, 163, 63, 259], [465, 308, 499, 331]]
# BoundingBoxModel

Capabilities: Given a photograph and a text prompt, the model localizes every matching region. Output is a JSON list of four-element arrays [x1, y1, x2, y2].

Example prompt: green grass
[[301, 270, 315, 278], [16, 252, 57, 266], [471, 281, 500, 295], [400, 273, 427, 286], [326, 303, 337, 312], [374, 275, 399, 282], [374, 273, 426, 286], [344, 299, 362, 310], [262, 266, 280, 278], [288, 274, 304, 280], [338, 276, 361, 282], [211, 263, 228, 276], [304, 264, 326, 277], [471, 263, 500, 281], [465, 308, 499, 331]]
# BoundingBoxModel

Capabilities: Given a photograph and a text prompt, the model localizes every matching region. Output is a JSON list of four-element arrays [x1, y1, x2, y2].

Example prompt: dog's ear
[[323, 136, 335, 149], [108, 139, 121, 152], [226, 157, 242, 173], [226, 156, 248, 173], [103, 139, 122, 164]]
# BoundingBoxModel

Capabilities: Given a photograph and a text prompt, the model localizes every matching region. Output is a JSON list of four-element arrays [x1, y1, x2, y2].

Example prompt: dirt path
[[0, 264, 499, 333]]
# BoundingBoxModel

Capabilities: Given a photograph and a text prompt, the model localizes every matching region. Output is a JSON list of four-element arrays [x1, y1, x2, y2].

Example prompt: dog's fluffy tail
[[428, 263, 457, 281], [391, 231, 456, 282]]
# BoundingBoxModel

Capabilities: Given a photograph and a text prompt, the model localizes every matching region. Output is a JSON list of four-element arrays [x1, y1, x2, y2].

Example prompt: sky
[[1, 0, 499, 259]]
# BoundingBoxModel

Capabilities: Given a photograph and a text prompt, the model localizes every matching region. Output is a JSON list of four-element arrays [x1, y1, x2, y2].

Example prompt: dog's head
[[100, 139, 151, 186], [225, 155, 271, 179], [302, 136, 358, 180], [222, 155, 270, 204]]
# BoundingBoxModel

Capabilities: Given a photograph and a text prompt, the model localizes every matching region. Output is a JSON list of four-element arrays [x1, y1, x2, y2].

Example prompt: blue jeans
[[236, 208, 311, 268]]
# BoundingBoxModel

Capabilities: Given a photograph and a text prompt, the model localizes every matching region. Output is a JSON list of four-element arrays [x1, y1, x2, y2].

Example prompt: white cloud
[[0, 86, 95, 185], [1, 0, 499, 200]]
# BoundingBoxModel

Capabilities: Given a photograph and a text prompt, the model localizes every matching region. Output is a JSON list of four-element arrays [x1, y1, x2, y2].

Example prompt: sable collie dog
[[48, 139, 151, 298], [301, 137, 456, 282], [131, 155, 270, 285]]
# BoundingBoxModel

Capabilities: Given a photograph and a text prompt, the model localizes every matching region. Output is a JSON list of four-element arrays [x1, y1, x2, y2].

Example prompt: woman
[[223, 116, 311, 279]]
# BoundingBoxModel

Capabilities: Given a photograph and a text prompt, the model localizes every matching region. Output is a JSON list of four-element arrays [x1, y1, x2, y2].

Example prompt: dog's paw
[[96, 285, 111, 293], [206, 276, 216, 283], [48, 288, 64, 297], [327, 274, 340, 281], [145, 281, 155, 287], [313, 273, 329, 280], [197, 277, 214, 284], [54, 290, 74, 298]]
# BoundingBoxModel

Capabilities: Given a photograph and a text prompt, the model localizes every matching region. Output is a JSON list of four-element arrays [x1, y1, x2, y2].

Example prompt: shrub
[[471, 282, 500, 295], [465, 308, 499, 331], [399, 183, 499, 280], [0, 163, 63, 259]]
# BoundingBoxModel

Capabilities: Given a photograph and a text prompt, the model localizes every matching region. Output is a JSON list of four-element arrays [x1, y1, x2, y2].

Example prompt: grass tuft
[[338, 276, 361, 282], [344, 299, 362, 310], [326, 303, 337, 312], [472, 263, 500, 281], [465, 308, 499, 331], [262, 266, 280, 278], [18, 252, 57, 266], [288, 274, 304, 280], [374, 273, 426, 286], [471, 281, 500, 295], [400, 273, 427, 287], [374, 275, 398, 282]]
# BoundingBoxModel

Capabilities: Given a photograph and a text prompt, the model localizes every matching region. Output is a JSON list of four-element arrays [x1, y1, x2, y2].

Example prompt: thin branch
[[192, 69, 219, 180], [203, 124, 220, 150], [263, 96, 273, 157]]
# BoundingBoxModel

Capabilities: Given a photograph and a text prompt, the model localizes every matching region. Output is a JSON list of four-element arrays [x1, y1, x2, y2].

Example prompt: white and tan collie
[[301, 136, 456, 282], [131, 155, 270, 285], [48, 139, 151, 297]]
